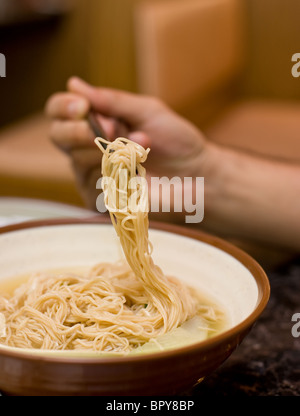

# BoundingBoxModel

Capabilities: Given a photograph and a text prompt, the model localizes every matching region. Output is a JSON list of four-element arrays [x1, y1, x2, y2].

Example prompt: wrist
[[197, 141, 238, 219]]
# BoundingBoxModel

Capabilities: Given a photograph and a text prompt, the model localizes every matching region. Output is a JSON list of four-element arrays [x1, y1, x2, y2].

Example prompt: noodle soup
[[0, 266, 230, 356]]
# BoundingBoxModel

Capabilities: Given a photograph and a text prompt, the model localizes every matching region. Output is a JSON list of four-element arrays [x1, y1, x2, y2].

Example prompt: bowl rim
[[0, 216, 270, 364]]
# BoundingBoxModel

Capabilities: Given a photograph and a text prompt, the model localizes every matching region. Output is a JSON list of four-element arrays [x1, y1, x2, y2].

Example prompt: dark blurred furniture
[[0, 0, 86, 205], [1, 0, 300, 207]]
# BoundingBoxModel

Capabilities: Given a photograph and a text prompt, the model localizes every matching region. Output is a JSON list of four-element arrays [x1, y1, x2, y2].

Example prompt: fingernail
[[68, 100, 87, 117], [68, 76, 91, 91]]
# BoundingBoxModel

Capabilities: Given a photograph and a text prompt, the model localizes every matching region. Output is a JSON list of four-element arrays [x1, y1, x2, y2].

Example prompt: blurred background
[[0, 0, 300, 210]]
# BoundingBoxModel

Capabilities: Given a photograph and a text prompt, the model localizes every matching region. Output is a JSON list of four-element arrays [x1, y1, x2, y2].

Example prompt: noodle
[[0, 137, 211, 353]]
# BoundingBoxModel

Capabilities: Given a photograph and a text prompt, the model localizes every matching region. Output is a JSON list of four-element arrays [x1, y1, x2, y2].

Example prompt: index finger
[[67, 77, 163, 125], [45, 92, 90, 120]]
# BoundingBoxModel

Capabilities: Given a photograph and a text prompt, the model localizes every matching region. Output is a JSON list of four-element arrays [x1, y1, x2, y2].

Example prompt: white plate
[[0, 197, 94, 227]]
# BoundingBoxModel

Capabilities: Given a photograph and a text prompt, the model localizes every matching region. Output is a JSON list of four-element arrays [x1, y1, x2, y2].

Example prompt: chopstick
[[88, 110, 108, 149]]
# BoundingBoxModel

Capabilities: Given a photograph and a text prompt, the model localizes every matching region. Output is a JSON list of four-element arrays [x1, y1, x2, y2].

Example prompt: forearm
[[203, 143, 300, 251]]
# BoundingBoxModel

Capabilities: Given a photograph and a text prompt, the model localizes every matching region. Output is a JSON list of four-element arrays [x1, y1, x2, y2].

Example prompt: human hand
[[46, 77, 210, 209]]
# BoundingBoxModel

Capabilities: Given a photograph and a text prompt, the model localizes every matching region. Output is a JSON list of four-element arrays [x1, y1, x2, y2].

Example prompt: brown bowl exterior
[[0, 217, 270, 396]]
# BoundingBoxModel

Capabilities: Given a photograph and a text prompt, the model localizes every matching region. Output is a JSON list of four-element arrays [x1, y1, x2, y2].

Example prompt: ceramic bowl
[[0, 217, 270, 396]]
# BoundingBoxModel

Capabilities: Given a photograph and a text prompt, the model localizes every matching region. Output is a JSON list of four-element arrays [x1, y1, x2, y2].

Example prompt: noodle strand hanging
[[0, 138, 212, 353]]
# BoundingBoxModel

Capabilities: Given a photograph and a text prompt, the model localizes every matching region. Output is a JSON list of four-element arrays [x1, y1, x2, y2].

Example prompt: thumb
[[67, 77, 153, 125]]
